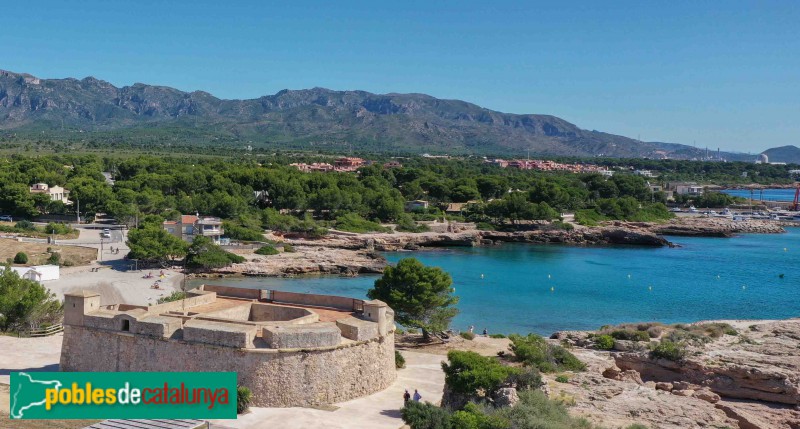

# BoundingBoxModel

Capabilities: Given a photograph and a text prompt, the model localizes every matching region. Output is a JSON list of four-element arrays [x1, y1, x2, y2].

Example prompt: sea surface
[[189, 228, 800, 335], [722, 188, 797, 202]]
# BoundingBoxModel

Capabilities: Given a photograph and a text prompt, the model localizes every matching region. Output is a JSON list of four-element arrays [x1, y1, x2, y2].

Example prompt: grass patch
[[0, 238, 96, 266]]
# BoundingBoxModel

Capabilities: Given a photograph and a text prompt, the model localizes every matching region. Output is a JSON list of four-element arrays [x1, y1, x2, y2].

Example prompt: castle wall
[[59, 325, 396, 407]]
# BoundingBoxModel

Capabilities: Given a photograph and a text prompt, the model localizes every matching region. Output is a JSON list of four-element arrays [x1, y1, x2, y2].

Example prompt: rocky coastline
[[202, 217, 792, 278], [549, 319, 800, 429]]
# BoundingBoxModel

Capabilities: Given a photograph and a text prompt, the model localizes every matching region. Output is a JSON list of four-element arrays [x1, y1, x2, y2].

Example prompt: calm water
[[189, 228, 800, 335], [722, 188, 797, 202]]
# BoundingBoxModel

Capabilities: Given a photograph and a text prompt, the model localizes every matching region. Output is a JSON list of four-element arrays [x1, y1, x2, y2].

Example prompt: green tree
[[13, 252, 28, 264], [126, 225, 188, 264], [186, 236, 245, 269], [367, 258, 458, 340], [0, 266, 63, 331]]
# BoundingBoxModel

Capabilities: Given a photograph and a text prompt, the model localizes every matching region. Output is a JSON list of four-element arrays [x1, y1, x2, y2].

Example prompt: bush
[[396, 214, 430, 233], [402, 401, 452, 429], [489, 333, 506, 339], [475, 222, 496, 231], [396, 351, 406, 369], [650, 340, 687, 361], [495, 390, 596, 429], [156, 291, 187, 304], [13, 252, 28, 264], [236, 386, 252, 414], [610, 329, 651, 342], [646, 325, 663, 338], [504, 367, 542, 391], [46, 252, 61, 265], [460, 331, 476, 340], [441, 350, 521, 396], [334, 213, 391, 233], [14, 220, 35, 230], [282, 243, 295, 253], [555, 375, 569, 383], [594, 334, 615, 350], [254, 245, 279, 255], [44, 222, 73, 235], [222, 221, 265, 241], [508, 334, 586, 373]]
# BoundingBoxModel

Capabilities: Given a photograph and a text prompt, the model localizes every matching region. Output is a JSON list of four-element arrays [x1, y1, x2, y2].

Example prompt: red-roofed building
[[163, 214, 224, 243]]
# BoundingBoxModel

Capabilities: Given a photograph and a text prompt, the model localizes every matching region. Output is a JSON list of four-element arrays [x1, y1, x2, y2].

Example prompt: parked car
[[0, 215, 12, 222], [100, 231, 111, 238]]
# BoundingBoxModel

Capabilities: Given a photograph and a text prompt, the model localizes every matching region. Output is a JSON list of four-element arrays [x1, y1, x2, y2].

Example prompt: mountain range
[[0, 69, 786, 159]]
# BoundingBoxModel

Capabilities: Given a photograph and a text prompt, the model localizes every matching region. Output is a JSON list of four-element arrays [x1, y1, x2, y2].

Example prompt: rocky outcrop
[[548, 319, 800, 428], [209, 247, 387, 277], [648, 218, 787, 236]]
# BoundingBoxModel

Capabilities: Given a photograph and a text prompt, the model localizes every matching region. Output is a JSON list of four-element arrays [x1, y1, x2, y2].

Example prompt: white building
[[29, 183, 71, 205], [10, 265, 60, 283]]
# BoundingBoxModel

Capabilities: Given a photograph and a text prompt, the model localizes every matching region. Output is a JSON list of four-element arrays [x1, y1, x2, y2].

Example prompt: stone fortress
[[59, 285, 396, 407]]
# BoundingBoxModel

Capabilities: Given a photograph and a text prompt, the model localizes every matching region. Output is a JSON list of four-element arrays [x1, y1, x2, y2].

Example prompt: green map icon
[[10, 372, 62, 419]]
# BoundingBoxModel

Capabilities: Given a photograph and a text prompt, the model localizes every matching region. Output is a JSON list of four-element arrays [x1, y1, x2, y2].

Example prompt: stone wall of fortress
[[59, 324, 396, 407]]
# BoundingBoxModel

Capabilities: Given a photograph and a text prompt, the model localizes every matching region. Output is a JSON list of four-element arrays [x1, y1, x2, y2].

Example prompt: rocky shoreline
[[202, 217, 791, 278], [549, 319, 800, 429]]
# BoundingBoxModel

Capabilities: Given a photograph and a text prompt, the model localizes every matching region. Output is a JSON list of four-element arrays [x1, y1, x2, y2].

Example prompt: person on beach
[[413, 389, 421, 402], [468, 325, 474, 334], [483, 328, 488, 336], [403, 389, 411, 404]]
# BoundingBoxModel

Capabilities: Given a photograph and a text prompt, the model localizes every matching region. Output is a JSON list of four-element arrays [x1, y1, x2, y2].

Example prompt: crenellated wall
[[59, 324, 396, 407]]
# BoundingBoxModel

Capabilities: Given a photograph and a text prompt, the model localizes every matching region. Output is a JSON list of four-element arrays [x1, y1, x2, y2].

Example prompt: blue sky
[[3, 1, 799, 152]]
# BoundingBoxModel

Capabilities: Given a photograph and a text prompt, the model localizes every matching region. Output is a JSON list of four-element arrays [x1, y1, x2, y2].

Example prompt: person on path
[[403, 389, 411, 404], [483, 328, 488, 336], [413, 389, 421, 402], [468, 325, 474, 334]]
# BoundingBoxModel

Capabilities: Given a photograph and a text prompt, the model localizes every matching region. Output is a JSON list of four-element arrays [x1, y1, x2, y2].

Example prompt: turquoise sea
[[722, 188, 797, 202], [189, 228, 800, 335]]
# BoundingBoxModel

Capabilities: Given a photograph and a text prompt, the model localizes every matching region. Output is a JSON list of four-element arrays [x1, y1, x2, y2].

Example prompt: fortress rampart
[[59, 285, 396, 407]]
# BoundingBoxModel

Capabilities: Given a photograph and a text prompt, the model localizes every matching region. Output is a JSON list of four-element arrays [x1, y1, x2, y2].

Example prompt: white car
[[100, 231, 111, 238], [669, 207, 682, 212]]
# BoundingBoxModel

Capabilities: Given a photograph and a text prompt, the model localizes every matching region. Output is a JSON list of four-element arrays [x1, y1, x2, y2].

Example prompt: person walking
[[413, 389, 421, 402], [403, 389, 411, 404], [468, 325, 474, 334]]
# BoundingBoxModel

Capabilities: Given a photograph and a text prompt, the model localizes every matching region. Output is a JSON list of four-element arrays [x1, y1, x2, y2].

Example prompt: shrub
[[282, 243, 295, 253], [14, 220, 35, 230], [505, 367, 542, 391], [495, 390, 596, 429], [254, 245, 279, 255], [460, 331, 476, 340], [236, 386, 252, 414], [402, 401, 453, 429], [610, 329, 651, 342], [508, 334, 586, 373], [334, 213, 391, 233], [407, 328, 419, 335], [46, 252, 61, 265], [156, 291, 187, 304], [451, 403, 510, 429], [13, 252, 28, 264], [442, 350, 521, 396], [555, 375, 569, 383], [646, 325, 663, 338], [489, 333, 506, 339], [650, 340, 687, 361], [396, 214, 431, 233], [594, 334, 615, 350], [222, 221, 265, 241], [44, 222, 73, 235], [475, 222, 496, 231], [395, 351, 406, 369]]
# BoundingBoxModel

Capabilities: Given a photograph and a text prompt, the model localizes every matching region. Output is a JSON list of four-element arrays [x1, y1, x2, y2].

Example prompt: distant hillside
[[763, 145, 800, 164], [0, 69, 750, 158]]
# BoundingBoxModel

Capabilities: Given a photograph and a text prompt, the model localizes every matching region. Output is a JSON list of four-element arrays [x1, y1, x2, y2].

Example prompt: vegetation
[[508, 334, 586, 373], [609, 330, 651, 342], [126, 224, 188, 264], [593, 334, 615, 350], [236, 386, 253, 414], [489, 333, 507, 339], [460, 331, 476, 340], [186, 236, 245, 269], [254, 245, 280, 256], [441, 351, 523, 397], [395, 351, 406, 369], [0, 266, 63, 331], [649, 340, 687, 361], [401, 390, 608, 429], [156, 291, 187, 304], [367, 258, 459, 340], [334, 213, 391, 233], [13, 252, 28, 264]]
